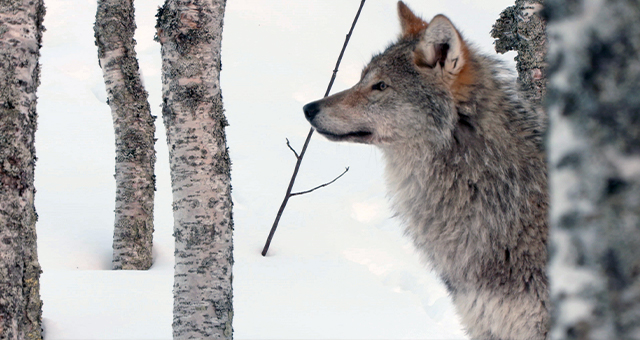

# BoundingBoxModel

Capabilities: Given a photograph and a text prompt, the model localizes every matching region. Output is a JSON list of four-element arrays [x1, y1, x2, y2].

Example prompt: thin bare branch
[[262, 0, 366, 257], [290, 167, 349, 197], [285, 138, 300, 159]]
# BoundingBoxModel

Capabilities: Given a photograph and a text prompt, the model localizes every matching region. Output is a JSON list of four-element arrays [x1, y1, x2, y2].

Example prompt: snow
[[35, 0, 515, 338]]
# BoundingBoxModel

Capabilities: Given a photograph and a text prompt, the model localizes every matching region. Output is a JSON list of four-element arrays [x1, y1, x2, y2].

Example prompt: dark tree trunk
[[156, 0, 233, 338], [545, 0, 640, 338], [0, 0, 46, 338], [492, 0, 547, 107], [94, 0, 157, 270]]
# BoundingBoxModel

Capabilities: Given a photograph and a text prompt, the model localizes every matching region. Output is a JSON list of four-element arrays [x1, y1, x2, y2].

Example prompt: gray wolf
[[303, 2, 549, 339]]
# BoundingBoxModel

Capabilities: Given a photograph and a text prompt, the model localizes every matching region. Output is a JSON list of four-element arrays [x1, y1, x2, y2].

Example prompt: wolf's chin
[[314, 128, 373, 143]]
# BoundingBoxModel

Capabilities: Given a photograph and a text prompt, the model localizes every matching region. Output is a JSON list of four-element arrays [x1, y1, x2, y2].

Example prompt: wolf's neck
[[378, 133, 502, 236], [379, 120, 545, 243], [380, 136, 474, 195], [379, 140, 461, 223]]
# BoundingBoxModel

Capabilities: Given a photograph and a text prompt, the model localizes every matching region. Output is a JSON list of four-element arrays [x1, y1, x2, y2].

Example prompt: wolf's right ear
[[413, 15, 466, 77], [398, 1, 427, 39]]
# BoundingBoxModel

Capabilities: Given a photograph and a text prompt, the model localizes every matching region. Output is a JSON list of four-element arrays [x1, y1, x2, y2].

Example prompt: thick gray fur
[[303, 3, 549, 339]]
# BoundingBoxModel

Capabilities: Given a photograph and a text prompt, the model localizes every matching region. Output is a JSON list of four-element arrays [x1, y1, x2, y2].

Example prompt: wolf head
[[304, 1, 476, 148]]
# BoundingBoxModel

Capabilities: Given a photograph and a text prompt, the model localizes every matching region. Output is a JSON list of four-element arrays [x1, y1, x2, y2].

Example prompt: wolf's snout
[[303, 101, 320, 121]]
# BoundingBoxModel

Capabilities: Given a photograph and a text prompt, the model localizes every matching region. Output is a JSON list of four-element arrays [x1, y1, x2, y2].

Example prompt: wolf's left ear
[[414, 15, 466, 76]]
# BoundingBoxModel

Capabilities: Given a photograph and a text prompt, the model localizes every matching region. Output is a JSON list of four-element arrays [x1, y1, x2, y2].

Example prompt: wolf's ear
[[414, 15, 466, 76], [398, 1, 427, 39]]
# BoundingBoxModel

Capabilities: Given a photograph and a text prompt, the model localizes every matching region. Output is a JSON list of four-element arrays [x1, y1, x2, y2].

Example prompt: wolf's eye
[[372, 81, 388, 91]]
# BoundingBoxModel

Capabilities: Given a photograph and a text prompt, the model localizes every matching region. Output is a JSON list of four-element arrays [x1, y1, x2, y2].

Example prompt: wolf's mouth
[[315, 129, 373, 142]]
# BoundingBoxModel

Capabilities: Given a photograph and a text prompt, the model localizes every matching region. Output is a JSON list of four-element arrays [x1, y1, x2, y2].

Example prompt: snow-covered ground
[[35, 0, 515, 338]]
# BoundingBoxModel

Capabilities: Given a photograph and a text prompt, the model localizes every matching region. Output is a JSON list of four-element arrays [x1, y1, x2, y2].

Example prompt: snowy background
[[36, 0, 516, 339]]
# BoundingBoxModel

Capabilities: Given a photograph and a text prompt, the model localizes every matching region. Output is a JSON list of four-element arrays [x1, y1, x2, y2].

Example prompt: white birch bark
[[545, 0, 640, 338], [0, 0, 45, 338], [94, 0, 157, 270], [155, 0, 233, 338]]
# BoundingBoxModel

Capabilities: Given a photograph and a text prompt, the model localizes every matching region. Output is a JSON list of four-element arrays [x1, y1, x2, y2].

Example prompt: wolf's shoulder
[[474, 53, 547, 151]]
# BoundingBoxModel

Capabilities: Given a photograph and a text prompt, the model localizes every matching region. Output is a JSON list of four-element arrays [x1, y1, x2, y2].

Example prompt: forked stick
[[261, 0, 367, 256]]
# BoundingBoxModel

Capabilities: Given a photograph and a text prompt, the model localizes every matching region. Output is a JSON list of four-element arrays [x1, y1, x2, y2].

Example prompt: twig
[[290, 167, 349, 197], [285, 138, 299, 159], [262, 0, 366, 257]]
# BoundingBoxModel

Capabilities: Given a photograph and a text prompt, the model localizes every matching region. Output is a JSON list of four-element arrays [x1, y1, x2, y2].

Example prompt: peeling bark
[[155, 0, 233, 338], [546, 0, 640, 338], [94, 0, 157, 270], [492, 0, 547, 107], [0, 0, 45, 338]]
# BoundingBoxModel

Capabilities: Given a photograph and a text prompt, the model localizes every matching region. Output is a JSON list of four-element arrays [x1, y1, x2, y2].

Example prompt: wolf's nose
[[303, 101, 320, 121]]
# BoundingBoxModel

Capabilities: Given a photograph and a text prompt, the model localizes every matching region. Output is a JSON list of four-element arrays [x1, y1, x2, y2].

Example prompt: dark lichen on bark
[[492, 0, 547, 106]]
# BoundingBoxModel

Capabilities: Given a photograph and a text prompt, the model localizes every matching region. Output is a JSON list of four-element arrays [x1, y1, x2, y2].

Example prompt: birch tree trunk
[[492, 0, 547, 107], [94, 0, 157, 270], [0, 0, 45, 338], [155, 0, 233, 338], [545, 0, 640, 338]]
